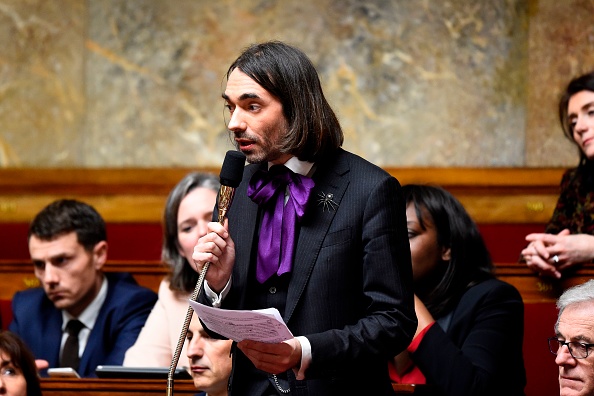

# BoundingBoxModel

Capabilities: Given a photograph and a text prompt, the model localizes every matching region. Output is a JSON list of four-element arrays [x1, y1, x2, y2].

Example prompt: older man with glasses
[[548, 279, 594, 396]]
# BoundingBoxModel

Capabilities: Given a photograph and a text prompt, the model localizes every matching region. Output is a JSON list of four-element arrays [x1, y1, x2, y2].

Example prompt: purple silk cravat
[[247, 165, 314, 283]]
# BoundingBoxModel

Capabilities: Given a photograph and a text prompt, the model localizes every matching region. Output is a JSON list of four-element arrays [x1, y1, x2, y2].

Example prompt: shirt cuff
[[204, 278, 232, 307], [294, 336, 311, 380]]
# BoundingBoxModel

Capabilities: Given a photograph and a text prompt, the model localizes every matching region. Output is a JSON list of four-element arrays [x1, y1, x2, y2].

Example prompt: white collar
[[62, 275, 108, 331], [268, 156, 314, 177]]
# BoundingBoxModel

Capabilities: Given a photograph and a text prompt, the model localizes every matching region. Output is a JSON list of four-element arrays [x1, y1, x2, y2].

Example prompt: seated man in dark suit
[[9, 199, 158, 377]]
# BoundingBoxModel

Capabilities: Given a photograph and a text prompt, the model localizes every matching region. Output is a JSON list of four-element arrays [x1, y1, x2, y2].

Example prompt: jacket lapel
[[284, 149, 350, 323], [230, 164, 262, 308], [45, 308, 63, 368]]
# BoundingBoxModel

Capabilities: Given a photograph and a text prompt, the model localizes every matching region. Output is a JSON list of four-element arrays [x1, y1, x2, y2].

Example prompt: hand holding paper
[[238, 337, 303, 375], [189, 300, 293, 343]]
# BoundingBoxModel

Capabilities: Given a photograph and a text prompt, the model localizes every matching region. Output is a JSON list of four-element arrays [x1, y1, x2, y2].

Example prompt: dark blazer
[[208, 148, 417, 395], [412, 278, 526, 396], [9, 272, 157, 378]]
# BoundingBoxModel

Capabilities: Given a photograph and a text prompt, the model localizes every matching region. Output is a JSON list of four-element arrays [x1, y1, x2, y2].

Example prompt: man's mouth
[[190, 365, 208, 374], [235, 138, 255, 150], [47, 291, 65, 301]]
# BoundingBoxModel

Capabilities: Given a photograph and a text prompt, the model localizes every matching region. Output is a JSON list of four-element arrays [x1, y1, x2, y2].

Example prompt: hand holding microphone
[[167, 150, 245, 395], [193, 150, 245, 292], [193, 220, 236, 293]]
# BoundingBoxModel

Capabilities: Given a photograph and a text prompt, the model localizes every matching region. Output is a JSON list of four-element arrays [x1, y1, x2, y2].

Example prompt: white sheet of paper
[[189, 300, 293, 343]]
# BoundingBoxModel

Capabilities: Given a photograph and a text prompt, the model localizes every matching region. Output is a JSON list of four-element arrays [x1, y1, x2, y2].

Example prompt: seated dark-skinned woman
[[390, 185, 526, 396]]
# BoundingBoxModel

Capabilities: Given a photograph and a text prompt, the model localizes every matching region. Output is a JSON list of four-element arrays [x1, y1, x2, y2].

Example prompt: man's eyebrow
[[222, 92, 261, 101], [31, 252, 70, 265], [573, 335, 594, 343]]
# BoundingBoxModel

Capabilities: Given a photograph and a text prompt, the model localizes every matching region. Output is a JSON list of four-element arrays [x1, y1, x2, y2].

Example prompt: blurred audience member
[[522, 71, 594, 278], [0, 330, 41, 396], [124, 173, 219, 368], [9, 199, 157, 377], [549, 279, 594, 396], [391, 185, 526, 395]]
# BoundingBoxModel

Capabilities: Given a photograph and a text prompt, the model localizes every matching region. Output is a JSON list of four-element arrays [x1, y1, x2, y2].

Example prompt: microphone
[[216, 150, 247, 223], [167, 150, 245, 396]]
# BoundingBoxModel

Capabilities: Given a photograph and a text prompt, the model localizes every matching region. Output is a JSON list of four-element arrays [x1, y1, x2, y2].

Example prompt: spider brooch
[[317, 192, 338, 211]]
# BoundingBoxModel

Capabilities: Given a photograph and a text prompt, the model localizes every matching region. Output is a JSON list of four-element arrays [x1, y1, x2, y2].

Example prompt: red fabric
[[389, 359, 426, 384], [523, 303, 559, 396], [0, 299, 13, 330], [0, 223, 163, 260], [408, 321, 434, 353], [389, 322, 435, 384], [0, 222, 544, 263], [478, 223, 543, 263]]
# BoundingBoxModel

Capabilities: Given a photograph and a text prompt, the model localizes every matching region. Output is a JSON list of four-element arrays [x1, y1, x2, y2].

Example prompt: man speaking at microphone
[[193, 41, 416, 395]]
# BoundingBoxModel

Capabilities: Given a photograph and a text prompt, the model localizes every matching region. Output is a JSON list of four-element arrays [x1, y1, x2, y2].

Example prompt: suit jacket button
[[269, 286, 277, 294]]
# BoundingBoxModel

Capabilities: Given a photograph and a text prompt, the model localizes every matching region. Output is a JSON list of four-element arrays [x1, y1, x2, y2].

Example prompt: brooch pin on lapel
[[317, 192, 338, 212]]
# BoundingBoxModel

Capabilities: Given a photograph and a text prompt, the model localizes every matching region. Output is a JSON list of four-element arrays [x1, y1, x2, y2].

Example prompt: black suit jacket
[[412, 278, 526, 396], [10, 272, 157, 377], [207, 148, 416, 395]]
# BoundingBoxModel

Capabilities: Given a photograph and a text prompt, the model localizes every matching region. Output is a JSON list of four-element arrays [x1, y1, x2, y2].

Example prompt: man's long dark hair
[[227, 41, 343, 162], [402, 184, 494, 318]]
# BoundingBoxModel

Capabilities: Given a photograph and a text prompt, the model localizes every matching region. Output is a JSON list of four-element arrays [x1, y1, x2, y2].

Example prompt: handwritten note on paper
[[189, 300, 293, 343]]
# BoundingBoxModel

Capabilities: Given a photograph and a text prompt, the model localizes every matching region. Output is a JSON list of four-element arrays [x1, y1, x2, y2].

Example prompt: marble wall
[[0, 0, 593, 168]]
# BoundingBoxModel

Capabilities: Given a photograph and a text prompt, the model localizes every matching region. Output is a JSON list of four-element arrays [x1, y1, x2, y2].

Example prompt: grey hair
[[555, 279, 594, 329]]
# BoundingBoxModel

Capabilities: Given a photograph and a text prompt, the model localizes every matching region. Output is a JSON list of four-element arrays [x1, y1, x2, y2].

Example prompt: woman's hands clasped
[[522, 229, 594, 278]]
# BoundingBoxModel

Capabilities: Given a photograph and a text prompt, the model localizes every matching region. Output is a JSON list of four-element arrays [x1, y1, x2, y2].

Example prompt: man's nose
[[227, 109, 246, 132], [187, 337, 205, 358], [555, 344, 577, 366], [43, 264, 59, 284]]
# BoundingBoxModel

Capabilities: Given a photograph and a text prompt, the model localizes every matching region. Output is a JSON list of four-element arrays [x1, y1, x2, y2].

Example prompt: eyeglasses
[[548, 337, 594, 359]]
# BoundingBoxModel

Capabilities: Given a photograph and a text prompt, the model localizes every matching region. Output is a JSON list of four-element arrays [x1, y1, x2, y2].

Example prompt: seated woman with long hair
[[391, 185, 526, 396], [124, 172, 219, 368]]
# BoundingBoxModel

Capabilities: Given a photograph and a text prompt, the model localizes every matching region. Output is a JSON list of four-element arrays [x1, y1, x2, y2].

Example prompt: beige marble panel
[[0, 0, 583, 169], [0, 0, 85, 167], [81, 0, 528, 167], [318, 0, 528, 167]]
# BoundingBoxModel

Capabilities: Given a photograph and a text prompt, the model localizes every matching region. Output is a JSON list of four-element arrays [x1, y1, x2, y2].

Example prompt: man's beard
[[233, 128, 286, 164]]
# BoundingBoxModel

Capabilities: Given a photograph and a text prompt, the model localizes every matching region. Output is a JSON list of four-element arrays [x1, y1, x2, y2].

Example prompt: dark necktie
[[247, 165, 314, 283], [60, 319, 84, 371]]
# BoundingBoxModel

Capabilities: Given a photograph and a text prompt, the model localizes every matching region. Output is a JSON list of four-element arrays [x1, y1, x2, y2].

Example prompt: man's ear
[[441, 247, 451, 262], [92, 241, 108, 270]]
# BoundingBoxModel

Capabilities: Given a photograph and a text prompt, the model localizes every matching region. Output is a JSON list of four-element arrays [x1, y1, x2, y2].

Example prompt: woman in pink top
[[123, 173, 219, 368]]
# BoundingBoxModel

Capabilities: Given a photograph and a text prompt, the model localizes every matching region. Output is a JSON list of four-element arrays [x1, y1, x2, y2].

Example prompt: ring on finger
[[552, 255, 559, 264]]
